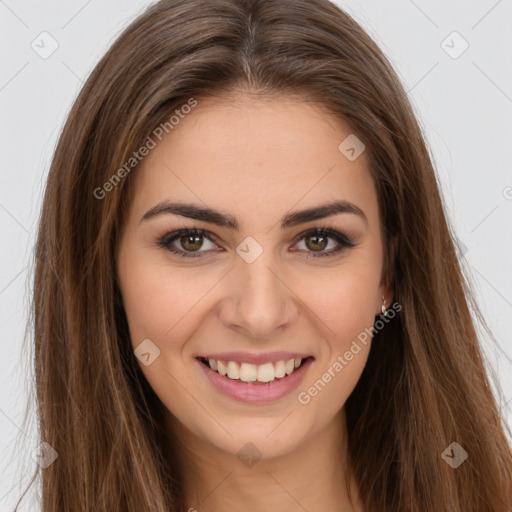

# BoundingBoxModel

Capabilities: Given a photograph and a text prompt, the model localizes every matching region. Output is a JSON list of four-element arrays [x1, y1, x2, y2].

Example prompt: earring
[[381, 295, 388, 317]]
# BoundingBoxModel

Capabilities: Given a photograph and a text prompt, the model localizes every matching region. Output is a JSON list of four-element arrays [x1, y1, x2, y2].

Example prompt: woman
[[18, 0, 512, 510]]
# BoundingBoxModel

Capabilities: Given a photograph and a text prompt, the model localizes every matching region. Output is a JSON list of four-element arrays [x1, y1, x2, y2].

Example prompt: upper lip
[[197, 351, 313, 365]]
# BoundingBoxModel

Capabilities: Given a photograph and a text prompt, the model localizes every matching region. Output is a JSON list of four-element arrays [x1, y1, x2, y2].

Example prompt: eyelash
[[157, 226, 356, 259]]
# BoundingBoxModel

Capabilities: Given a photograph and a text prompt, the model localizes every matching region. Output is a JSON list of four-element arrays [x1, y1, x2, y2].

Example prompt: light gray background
[[1, 0, 511, 509]]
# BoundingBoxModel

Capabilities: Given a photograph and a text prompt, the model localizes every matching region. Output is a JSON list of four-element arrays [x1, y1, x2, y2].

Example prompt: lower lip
[[197, 358, 314, 404]]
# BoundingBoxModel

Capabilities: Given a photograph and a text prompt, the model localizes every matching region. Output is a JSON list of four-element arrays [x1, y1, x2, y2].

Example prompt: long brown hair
[[14, 0, 512, 510]]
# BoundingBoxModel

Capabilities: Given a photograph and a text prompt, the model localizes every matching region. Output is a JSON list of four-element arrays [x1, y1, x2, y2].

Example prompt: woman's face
[[117, 91, 388, 459]]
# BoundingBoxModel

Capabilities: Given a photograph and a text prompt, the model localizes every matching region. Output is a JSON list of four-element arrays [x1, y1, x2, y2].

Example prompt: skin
[[116, 89, 393, 512]]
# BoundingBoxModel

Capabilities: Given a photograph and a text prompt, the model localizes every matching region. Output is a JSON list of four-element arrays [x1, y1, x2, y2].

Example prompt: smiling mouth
[[197, 356, 312, 384]]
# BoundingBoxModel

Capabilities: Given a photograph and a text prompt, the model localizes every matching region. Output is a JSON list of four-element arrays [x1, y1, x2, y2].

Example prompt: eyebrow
[[140, 199, 368, 229]]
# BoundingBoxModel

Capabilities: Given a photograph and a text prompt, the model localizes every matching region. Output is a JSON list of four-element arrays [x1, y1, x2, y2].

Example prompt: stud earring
[[381, 295, 388, 317]]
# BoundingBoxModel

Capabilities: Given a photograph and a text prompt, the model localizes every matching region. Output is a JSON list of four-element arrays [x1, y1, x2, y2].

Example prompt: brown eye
[[179, 233, 204, 252], [293, 228, 356, 258], [158, 228, 218, 258], [304, 233, 329, 252], [158, 227, 355, 259]]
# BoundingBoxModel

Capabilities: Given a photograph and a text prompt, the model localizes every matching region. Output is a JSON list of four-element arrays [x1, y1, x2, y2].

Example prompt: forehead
[[128, 91, 379, 231]]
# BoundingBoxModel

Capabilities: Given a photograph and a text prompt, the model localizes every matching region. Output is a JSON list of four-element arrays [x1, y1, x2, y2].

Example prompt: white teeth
[[206, 357, 304, 382], [274, 360, 286, 378], [217, 360, 227, 376], [239, 363, 257, 382], [257, 363, 275, 382], [227, 361, 240, 379]]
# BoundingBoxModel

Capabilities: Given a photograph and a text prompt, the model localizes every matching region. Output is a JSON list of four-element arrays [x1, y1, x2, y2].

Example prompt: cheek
[[292, 258, 379, 410], [292, 257, 380, 345], [296, 278, 374, 419], [117, 248, 207, 422], [118, 246, 215, 350]]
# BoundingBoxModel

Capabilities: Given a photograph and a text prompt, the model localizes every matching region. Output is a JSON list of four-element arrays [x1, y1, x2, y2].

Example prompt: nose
[[217, 252, 298, 340]]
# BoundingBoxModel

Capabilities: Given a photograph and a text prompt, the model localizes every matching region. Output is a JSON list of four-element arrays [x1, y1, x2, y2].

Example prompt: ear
[[376, 235, 398, 315]]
